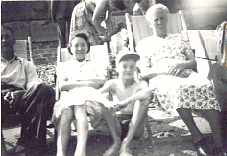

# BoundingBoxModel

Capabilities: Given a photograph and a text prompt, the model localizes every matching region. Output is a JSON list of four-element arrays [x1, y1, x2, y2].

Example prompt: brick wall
[[31, 40, 59, 65]]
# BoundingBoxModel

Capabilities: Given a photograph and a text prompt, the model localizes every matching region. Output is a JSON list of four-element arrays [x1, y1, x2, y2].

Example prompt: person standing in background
[[52, 1, 80, 48]]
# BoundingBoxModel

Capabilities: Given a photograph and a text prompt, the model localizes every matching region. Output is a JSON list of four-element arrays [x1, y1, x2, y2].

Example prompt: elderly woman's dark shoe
[[193, 138, 210, 156], [213, 147, 227, 156]]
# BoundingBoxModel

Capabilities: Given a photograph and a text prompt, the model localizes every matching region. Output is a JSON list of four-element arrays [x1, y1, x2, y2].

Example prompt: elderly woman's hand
[[167, 62, 187, 77]]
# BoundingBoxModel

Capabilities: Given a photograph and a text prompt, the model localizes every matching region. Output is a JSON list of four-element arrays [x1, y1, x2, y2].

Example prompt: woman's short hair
[[67, 33, 91, 55], [145, 4, 170, 21]]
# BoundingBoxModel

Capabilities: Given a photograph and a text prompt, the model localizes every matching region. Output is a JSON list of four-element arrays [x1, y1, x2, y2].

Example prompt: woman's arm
[[168, 54, 197, 77], [60, 72, 107, 91], [60, 80, 101, 91], [140, 67, 166, 79], [108, 22, 127, 37], [98, 80, 113, 94], [77, 76, 106, 85], [105, 9, 112, 34], [92, 0, 110, 42]]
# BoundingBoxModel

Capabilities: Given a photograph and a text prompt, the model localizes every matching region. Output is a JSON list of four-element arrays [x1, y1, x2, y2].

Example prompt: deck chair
[[125, 11, 188, 51]]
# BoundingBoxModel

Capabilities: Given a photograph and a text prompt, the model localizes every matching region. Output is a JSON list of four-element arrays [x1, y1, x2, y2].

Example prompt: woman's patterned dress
[[136, 33, 221, 114], [69, 1, 108, 46]]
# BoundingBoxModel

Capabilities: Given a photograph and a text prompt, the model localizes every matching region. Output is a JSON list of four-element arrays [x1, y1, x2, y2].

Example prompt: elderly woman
[[53, 33, 107, 156], [136, 4, 226, 155]]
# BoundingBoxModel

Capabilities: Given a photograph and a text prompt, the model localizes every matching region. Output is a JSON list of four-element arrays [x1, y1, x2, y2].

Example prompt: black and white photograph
[[1, 0, 227, 155]]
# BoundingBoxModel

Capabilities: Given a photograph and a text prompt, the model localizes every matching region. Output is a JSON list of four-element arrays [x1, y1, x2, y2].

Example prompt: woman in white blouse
[[54, 33, 107, 156]]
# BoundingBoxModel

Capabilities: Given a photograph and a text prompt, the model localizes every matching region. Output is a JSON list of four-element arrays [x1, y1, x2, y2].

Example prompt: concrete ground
[[2, 109, 214, 156]]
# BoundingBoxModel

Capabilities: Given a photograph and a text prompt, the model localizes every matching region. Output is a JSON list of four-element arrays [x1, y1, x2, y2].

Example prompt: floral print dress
[[69, 1, 108, 46], [137, 33, 221, 114]]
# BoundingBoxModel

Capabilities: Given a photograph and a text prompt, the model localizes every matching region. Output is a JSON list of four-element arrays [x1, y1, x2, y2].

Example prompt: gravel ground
[[36, 62, 57, 88]]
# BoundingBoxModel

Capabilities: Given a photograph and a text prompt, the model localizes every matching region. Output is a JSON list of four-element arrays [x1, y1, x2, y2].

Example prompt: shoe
[[193, 138, 210, 156], [14, 144, 26, 154]]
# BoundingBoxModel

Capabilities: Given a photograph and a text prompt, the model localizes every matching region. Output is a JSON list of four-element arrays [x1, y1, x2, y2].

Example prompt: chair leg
[[54, 129, 57, 143], [145, 115, 157, 151]]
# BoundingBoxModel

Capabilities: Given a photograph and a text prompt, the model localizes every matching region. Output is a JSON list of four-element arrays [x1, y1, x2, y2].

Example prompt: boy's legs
[[100, 104, 122, 155], [74, 105, 88, 156], [57, 106, 73, 156], [120, 99, 149, 156]]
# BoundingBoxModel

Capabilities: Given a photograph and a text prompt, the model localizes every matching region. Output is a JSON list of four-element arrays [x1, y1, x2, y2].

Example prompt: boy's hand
[[114, 102, 127, 111]]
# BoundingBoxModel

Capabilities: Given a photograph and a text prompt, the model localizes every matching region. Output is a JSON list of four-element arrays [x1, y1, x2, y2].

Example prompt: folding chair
[[125, 11, 188, 51]]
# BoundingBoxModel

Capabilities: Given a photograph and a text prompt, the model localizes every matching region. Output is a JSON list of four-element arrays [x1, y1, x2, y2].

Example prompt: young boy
[[99, 50, 152, 156]]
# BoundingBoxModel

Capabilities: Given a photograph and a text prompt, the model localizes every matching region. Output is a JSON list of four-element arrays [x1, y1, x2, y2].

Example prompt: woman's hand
[[167, 62, 186, 77], [98, 35, 111, 42]]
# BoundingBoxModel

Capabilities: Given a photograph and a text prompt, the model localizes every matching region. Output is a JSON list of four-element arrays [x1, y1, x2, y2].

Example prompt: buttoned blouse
[[58, 58, 107, 82]]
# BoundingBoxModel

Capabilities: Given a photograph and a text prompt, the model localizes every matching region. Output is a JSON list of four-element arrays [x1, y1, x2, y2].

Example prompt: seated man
[[1, 25, 55, 155], [98, 50, 152, 156], [53, 33, 107, 156]]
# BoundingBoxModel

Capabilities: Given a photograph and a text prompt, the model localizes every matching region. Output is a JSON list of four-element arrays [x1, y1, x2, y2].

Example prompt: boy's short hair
[[116, 49, 140, 64]]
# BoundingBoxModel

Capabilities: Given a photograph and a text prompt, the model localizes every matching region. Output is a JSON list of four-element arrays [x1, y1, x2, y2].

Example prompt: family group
[[2, 1, 226, 156]]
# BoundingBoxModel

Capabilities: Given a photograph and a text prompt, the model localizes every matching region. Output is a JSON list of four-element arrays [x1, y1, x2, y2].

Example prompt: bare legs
[[120, 100, 149, 156], [57, 105, 88, 156], [74, 105, 88, 156], [101, 99, 149, 156], [177, 108, 223, 149], [101, 105, 122, 156], [57, 107, 73, 156]]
